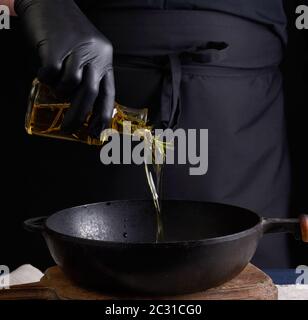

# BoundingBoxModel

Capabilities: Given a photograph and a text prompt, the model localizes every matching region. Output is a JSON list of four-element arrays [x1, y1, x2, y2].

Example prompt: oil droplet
[[123, 232, 128, 238]]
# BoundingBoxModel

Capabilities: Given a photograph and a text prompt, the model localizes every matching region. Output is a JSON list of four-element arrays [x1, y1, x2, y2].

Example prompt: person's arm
[[0, 0, 16, 15], [13, 0, 115, 138]]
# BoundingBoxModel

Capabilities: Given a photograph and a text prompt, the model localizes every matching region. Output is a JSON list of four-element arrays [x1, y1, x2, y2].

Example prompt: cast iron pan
[[24, 200, 308, 296]]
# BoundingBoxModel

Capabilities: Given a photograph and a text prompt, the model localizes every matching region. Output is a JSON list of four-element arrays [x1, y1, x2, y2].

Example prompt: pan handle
[[24, 216, 47, 233], [300, 214, 308, 242], [262, 215, 308, 242]]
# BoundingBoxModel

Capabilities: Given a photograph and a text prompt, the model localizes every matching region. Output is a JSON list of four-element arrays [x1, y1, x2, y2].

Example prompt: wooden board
[[0, 264, 277, 300]]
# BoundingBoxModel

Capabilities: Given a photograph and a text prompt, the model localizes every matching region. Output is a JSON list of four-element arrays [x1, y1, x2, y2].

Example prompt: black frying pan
[[24, 200, 308, 296]]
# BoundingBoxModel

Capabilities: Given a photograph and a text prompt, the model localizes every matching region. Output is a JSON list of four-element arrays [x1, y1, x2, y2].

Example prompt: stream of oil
[[145, 160, 165, 243]]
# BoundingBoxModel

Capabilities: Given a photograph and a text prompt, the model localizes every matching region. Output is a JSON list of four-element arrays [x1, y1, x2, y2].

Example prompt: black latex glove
[[15, 0, 115, 137]]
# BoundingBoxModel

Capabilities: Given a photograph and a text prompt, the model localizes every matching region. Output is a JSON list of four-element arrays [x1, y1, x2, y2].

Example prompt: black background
[[0, 9, 308, 272]]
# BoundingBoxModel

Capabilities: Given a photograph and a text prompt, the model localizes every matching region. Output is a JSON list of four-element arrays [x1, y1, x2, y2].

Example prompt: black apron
[[81, 10, 291, 268]]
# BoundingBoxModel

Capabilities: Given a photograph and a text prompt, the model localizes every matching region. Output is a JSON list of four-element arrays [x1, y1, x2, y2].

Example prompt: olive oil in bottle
[[25, 79, 149, 145]]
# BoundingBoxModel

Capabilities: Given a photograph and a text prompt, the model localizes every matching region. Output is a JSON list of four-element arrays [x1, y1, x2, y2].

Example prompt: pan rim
[[44, 199, 262, 247]]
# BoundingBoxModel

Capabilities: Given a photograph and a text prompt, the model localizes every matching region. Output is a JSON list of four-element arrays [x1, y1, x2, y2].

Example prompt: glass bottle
[[25, 79, 150, 146]]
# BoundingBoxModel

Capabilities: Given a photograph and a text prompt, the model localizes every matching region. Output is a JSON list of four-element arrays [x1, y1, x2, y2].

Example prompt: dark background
[[0, 12, 308, 271]]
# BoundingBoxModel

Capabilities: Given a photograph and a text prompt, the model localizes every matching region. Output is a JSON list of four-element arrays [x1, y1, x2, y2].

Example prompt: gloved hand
[[15, 0, 115, 138]]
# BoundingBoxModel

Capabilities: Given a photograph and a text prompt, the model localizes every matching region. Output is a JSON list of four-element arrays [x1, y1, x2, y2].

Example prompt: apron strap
[[161, 43, 229, 129]]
